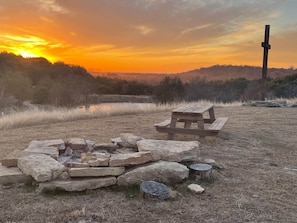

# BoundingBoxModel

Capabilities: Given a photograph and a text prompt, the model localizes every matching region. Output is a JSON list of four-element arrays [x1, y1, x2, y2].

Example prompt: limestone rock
[[187, 184, 205, 193], [67, 138, 87, 150], [0, 165, 33, 185], [64, 162, 89, 168], [68, 167, 125, 177], [81, 152, 110, 167], [120, 133, 144, 148], [93, 143, 119, 152], [18, 154, 65, 182], [1, 150, 30, 167], [26, 139, 65, 151], [38, 177, 116, 192], [137, 139, 199, 162], [109, 152, 153, 167], [24, 146, 59, 160], [117, 161, 189, 186], [87, 158, 109, 167]]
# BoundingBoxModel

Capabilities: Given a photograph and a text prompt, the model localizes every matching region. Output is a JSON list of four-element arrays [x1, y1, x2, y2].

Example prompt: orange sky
[[0, 0, 296, 74]]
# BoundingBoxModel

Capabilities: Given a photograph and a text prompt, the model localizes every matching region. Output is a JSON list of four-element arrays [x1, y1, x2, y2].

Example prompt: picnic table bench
[[154, 103, 228, 139]]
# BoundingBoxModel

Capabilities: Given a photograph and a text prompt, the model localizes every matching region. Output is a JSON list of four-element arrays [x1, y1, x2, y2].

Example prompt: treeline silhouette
[[0, 52, 296, 107]]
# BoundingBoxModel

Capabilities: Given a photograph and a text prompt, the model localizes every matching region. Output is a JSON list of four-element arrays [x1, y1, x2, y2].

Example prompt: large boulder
[[117, 161, 189, 186], [38, 177, 117, 192], [18, 154, 65, 182], [137, 139, 199, 162]]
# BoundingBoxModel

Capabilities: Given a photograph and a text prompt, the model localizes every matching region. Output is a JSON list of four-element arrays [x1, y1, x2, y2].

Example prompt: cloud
[[36, 0, 68, 14]]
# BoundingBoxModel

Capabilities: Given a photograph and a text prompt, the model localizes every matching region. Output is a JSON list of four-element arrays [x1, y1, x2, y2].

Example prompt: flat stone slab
[[117, 161, 189, 186], [38, 177, 117, 192], [26, 139, 65, 150], [109, 152, 153, 167], [18, 154, 65, 182], [1, 149, 30, 167], [24, 146, 59, 160], [0, 165, 33, 185], [68, 167, 125, 177], [137, 139, 199, 162], [67, 138, 87, 150]]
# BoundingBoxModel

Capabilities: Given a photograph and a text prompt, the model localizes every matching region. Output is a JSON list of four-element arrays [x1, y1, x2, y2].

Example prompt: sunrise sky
[[0, 0, 296, 73]]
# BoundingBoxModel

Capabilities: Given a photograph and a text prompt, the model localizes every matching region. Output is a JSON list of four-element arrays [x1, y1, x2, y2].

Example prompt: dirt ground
[[0, 106, 296, 223]]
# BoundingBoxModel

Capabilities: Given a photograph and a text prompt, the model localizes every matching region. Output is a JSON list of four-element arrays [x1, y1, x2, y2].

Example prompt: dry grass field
[[0, 105, 297, 223]]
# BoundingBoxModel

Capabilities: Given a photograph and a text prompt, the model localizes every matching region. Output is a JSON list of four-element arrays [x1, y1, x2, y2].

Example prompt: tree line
[[0, 52, 296, 107]]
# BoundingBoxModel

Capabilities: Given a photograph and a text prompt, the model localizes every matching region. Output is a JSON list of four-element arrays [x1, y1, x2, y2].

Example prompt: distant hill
[[91, 65, 297, 83]]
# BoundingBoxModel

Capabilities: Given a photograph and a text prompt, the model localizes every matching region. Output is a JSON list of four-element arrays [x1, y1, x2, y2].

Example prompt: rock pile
[[0, 133, 200, 193]]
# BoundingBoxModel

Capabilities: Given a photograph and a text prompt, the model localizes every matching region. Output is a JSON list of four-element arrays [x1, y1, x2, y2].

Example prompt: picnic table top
[[172, 103, 214, 115]]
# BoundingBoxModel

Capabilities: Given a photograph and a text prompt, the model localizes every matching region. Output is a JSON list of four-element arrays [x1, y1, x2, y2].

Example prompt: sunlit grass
[[0, 100, 269, 130]]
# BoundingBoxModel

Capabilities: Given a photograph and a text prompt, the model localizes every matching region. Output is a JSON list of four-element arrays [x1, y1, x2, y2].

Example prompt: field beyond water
[[0, 104, 297, 222]]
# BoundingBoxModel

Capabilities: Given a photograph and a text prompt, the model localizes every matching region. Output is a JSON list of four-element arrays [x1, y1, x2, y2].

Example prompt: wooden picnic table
[[154, 103, 228, 139]]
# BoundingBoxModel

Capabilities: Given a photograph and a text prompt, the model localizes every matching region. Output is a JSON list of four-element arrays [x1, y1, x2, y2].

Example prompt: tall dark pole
[[261, 25, 271, 101]]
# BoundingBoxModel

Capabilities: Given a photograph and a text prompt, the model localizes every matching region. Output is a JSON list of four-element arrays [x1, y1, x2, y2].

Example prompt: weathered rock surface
[[109, 152, 153, 167], [26, 139, 65, 151], [0, 165, 33, 185], [18, 154, 65, 182], [24, 146, 59, 160], [117, 161, 189, 186], [38, 177, 117, 192], [137, 139, 199, 162], [67, 138, 87, 150], [140, 181, 171, 199], [68, 167, 125, 177], [1, 150, 30, 167], [93, 143, 119, 151], [187, 184, 205, 193], [120, 133, 144, 148]]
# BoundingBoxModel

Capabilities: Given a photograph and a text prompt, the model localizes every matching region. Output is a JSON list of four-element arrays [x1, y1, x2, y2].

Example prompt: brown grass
[[0, 106, 297, 222]]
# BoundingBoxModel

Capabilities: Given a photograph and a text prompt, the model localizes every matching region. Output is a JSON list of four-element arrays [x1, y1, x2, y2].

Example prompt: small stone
[[187, 184, 205, 193], [63, 147, 73, 156], [87, 158, 109, 167]]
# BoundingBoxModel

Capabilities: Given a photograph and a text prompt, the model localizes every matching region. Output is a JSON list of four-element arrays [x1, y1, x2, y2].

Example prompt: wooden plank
[[172, 104, 214, 114], [208, 117, 229, 131], [154, 119, 171, 127]]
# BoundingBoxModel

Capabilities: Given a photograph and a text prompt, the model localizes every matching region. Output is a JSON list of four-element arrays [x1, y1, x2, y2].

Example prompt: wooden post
[[261, 25, 271, 101]]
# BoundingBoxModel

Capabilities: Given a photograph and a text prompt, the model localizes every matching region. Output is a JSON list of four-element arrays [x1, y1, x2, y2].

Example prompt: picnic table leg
[[168, 118, 177, 140], [209, 107, 215, 123], [184, 121, 192, 129]]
